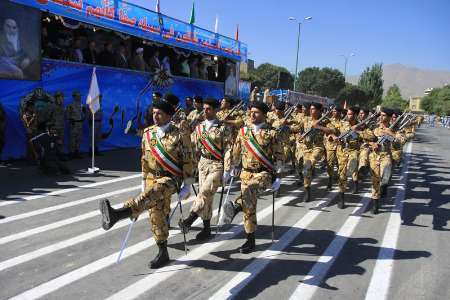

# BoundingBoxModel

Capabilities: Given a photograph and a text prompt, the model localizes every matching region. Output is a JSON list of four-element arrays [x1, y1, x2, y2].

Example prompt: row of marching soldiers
[[98, 93, 418, 269]]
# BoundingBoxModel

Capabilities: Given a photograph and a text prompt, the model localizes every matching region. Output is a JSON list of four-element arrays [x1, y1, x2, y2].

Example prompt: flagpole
[[92, 111, 95, 170]]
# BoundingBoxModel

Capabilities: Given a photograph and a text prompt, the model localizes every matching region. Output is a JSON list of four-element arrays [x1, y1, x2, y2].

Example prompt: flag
[[189, 2, 195, 25], [87, 68, 100, 114], [235, 24, 239, 40], [214, 14, 219, 33], [155, 0, 160, 13]]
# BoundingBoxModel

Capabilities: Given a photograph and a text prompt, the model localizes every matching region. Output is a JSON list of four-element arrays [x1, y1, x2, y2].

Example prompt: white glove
[[223, 170, 231, 183], [178, 184, 191, 200], [271, 178, 281, 192]]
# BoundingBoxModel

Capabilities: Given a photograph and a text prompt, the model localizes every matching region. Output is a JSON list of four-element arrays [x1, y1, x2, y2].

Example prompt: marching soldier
[[185, 96, 194, 115], [324, 106, 343, 190], [368, 107, 395, 214], [334, 106, 375, 207], [297, 103, 336, 202], [390, 110, 407, 167], [358, 108, 372, 176], [99, 100, 194, 269], [217, 97, 245, 139], [186, 95, 205, 130], [65, 91, 84, 159], [164, 93, 190, 134], [179, 98, 234, 241], [220, 102, 284, 254]]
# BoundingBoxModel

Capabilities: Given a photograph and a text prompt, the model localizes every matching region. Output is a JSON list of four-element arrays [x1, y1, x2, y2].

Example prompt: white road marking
[[364, 142, 413, 300], [209, 191, 338, 299], [0, 174, 141, 207], [288, 194, 371, 300], [0, 197, 196, 272], [0, 186, 141, 224]]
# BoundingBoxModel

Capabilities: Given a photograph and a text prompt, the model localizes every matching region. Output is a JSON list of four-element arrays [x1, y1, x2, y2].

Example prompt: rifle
[[389, 111, 408, 131], [222, 101, 244, 120], [276, 104, 297, 132], [171, 105, 182, 122], [299, 106, 335, 140], [189, 110, 205, 128], [338, 111, 380, 143], [398, 114, 415, 131]]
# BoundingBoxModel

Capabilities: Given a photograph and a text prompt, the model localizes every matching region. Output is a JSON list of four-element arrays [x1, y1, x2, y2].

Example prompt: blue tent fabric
[[0, 59, 224, 160]]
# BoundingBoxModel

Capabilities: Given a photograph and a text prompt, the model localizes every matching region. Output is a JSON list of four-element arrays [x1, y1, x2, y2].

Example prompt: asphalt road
[[0, 126, 449, 300]]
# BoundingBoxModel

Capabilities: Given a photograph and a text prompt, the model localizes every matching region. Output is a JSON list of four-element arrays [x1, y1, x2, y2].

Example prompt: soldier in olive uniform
[[297, 103, 336, 202], [324, 106, 343, 190], [187, 95, 205, 130], [179, 98, 234, 241], [99, 100, 194, 269], [53, 92, 66, 152], [368, 108, 396, 214], [220, 102, 284, 254], [65, 91, 84, 159]]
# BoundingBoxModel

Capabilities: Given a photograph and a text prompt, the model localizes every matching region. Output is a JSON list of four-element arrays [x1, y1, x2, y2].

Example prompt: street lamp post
[[289, 16, 312, 91], [340, 52, 355, 82]]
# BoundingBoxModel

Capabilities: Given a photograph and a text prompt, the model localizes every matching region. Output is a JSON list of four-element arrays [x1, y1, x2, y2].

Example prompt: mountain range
[[347, 64, 450, 99]]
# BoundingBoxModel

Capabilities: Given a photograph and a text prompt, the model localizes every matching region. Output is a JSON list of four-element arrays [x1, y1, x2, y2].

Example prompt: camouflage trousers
[[69, 123, 83, 152], [391, 148, 403, 166], [234, 170, 272, 234], [294, 142, 305, 176], [369, 151, 392, 200], [325, 147, 338, 177], [190, 157, 223, 220], [124, 176, 177, 243], [302, 146, 325, 187], [337, 147, 359, 192], [358, 146, 370, 171]]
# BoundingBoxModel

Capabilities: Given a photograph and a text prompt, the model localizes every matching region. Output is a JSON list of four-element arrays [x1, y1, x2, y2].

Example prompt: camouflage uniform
[[190, 121, 233, 220], [369, 126, 393, 202], [124, 123, 194, 242], [217, 107, 245, 141], [187, 108, 204, 131], [65, 92, 84, 154], [324, 117, 342, 180], [231, 124, 284, 233], [171, 107, 190, 134]]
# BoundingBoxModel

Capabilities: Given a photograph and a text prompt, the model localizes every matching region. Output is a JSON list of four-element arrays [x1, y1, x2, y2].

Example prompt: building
[[409, 96, 424, 112]]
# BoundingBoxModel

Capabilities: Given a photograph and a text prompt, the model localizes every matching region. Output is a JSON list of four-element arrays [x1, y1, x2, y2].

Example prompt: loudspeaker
[[277, 71, 291, 89]]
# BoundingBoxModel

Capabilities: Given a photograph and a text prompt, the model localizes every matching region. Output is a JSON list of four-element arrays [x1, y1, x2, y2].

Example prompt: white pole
[[92, 111, 95, 170]]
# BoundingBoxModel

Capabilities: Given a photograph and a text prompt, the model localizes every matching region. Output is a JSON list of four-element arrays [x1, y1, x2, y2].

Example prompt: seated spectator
[[70, 39, 84, 63], [83, 41, 98, 65], [131, 48, 148, 71], [148, 49, 161, 73], [180, 56, 190, 77], [98, 42, 115, 67], [161, 55, 172, 75], [189, 57, 199, 78], [115, 43, 129, 68]]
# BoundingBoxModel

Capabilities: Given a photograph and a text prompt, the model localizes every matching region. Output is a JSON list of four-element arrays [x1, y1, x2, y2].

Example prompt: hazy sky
[[129, 0, 450, 75]]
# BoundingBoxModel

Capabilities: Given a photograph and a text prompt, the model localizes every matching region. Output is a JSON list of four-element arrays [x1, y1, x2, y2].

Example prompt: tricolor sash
[[145, 130, 183, 177], [240, 127, 274, 171], [196, 124, 223, 160]]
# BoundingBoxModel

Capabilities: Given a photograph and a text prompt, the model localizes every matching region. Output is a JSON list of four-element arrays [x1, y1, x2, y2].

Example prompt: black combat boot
[[99, 199, 132, 230], [326, 177, 333, 191], [352, 180, 359, 194], [148, 241, 169, 269], [239, 232, 256, 254], [338, 192, 345, 209], [195, 219, 212, 241], [303, 187, 311, 202], [178, 212, 198, 233], [371, 199, 379, 215]]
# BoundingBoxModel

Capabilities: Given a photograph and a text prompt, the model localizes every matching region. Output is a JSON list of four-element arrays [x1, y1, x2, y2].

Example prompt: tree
[[336, 83, 370, 108], [358, 63, 384, 108], [421, 85, 450, 115], [296, 67, 345, 98], [248, 63, 294, 90], [382, 84, 408, 110]]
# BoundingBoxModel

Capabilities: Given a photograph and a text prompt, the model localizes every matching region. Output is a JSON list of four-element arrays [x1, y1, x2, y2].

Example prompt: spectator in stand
[[98, 42, 115, 67], [148, 49, 161, 73], [115, 43, 128, 69], [180, 56, 190, 77], [190, 56, 199, 78], [199, 59, 208, 80], [83, 41, 98, 65], [207, 64, 216, 81], [161, 55, 172, 75], [70, 39, 84, 63], [131, 47, 148, 72], [171, 53, 182, 76]]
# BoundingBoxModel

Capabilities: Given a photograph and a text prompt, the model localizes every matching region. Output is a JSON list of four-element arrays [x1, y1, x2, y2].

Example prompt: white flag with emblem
[[86, 67, 100, 113]]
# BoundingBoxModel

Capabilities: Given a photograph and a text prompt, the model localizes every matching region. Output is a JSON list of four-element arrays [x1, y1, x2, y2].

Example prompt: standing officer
[[297, 103, 335, 202], [179, 98, 233, 241], [368, 107, 395, 214], [99, 100, 194, 269], [65, 91, 84, 159], [324, 106, 343, 190], [220, 102, 284, 254]]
